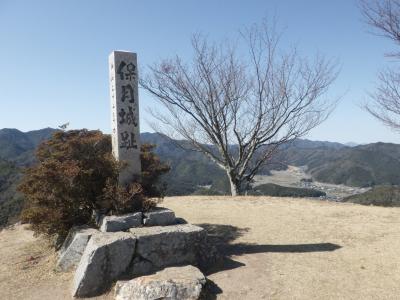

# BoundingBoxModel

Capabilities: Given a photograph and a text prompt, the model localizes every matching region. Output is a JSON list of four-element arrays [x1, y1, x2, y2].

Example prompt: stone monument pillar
[[109, 51, 141, 186]]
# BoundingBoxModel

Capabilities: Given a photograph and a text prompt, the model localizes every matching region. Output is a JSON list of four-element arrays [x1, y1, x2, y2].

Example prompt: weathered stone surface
[[109, 51, 141, 186], [72, 232, 136, 297], [115, 265, 206, 300], [99, 212, 142, 232], [129, 224, 206, 276], [56, 226, 99, 272], [196, 237, 223, 272], [175, 217, 188, 224], [143, 207, 176, 226]]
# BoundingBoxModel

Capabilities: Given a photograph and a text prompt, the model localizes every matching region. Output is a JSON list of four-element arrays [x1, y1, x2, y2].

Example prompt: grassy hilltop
[[2, 196, 400, 299]]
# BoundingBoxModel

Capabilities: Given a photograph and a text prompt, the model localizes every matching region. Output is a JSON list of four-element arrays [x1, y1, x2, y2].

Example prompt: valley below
[[253, 166, 370, 200]]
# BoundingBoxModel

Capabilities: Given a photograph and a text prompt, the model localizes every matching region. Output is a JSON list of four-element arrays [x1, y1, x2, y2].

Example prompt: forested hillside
[[2, 128, 400, 227], [282, 142, 400, 187], [0, 128, 57, 226]]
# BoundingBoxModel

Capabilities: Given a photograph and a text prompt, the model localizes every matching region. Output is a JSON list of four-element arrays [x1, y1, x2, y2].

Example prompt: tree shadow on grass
[[196, 223, 342, 299], [225, 242, 341, 255]]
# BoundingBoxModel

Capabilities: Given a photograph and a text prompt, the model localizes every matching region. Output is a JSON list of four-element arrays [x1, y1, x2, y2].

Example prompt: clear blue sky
[[0, 0, 399, 144]]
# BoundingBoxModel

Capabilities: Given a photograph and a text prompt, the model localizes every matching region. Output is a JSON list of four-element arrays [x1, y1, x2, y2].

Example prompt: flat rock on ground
[[115, 265, 206, 300]]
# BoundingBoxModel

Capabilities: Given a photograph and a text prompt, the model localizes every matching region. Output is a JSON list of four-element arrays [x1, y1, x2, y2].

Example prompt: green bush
[[19, 129, 169, 243], [343, 185, 400, 207], [248, 183, 326, 198]]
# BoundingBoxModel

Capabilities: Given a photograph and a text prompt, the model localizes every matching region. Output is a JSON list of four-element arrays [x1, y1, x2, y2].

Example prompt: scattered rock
[[143, 207, 176, 226], [99, 212, 142, 232], [72, 232, 136, 297], [129, 224, 206, 276], [56, 226, 99, 272], [115, 265, 206, 300]]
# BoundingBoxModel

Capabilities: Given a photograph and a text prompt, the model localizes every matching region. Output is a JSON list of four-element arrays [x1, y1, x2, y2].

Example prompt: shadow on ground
[[225, 242, 341, 255], [196, 223, 342, 299]]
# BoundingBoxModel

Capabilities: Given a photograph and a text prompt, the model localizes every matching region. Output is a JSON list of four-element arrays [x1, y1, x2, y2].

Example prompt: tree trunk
[[227, 171, 241, 196]]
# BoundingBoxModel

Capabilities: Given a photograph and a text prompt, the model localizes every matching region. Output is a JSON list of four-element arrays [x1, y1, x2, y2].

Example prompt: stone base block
[[143, 207, 176, 226], [72, 232, 136, 297], [56, 226, 99, 272], [115, 265, 206, 300], [129, 224, 206, 276], [99, 212, 142, 232]]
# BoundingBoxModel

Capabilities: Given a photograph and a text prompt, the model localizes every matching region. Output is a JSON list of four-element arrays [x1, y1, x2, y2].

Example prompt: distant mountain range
[[1, 127, 400, 226], [0, 128, 56, 165]]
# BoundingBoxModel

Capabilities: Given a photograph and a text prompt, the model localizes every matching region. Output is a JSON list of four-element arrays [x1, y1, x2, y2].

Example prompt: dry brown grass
[[1, 196, 400, 299], [165, 196, 400, 300], [0, 224, 112, 300]]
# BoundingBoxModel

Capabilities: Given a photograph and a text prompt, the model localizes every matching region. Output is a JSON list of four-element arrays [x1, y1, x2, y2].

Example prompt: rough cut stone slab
[[72, 232, 136, 297], [143, 207, 176, 226], [129, 224, 206, 276], [115, 265, 206, 300], [56, 226, 99, 272], [99, 212, 142, 232]]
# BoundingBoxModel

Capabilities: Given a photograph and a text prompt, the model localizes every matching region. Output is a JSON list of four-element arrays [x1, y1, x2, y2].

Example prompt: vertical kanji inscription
[[109, 51, 141, 186]]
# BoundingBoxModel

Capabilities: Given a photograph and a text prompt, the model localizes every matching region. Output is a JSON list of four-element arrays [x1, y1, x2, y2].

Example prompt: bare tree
[[141, 21, 339, 196], [361, 0, 400, 131]]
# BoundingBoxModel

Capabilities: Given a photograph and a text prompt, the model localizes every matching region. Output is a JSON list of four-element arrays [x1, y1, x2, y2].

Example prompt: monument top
[[110, 50, 137, 55]]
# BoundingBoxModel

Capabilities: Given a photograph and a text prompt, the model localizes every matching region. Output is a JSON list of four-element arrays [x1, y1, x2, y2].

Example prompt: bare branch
[[140, 19, 339, 195], [361, 0, 400, 132]]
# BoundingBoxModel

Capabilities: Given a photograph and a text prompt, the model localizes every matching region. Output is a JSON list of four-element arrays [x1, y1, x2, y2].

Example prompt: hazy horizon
[[0, 126, 384, 146]]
